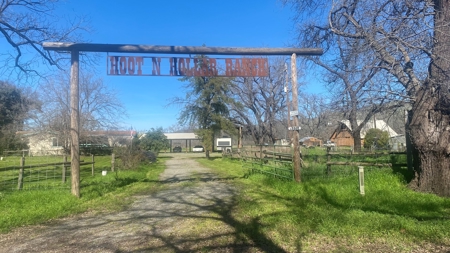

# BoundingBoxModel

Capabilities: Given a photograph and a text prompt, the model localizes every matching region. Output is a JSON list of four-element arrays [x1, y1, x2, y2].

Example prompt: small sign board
[[289, 110, 298, 117], [288, 126, 301, 131]]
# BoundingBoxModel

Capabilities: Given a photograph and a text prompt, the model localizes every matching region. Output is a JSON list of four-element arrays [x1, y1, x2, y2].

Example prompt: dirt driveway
[[0, 153, 266, 253]]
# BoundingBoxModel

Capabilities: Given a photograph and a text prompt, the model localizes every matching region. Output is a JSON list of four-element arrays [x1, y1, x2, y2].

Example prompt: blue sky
[[55, 0, 322, 131]]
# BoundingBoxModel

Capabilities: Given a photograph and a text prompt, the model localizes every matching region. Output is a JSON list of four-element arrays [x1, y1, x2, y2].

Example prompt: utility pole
[[291, 53, 301, 182], [285, 63, 292, 144], [70, 50, 80, 197]]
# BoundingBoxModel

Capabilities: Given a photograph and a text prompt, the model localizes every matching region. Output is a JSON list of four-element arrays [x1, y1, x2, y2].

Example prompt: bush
[[139, 128, 169, 153], [140, 150, 157, 163], [113, 147, 157, 170], [364, 128, 390, 149]]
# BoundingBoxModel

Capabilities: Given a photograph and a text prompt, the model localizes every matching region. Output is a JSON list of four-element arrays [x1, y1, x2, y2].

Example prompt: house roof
[[340, 120, 398, 138], [164, 133, 199, 140], [299, 137, 320, 142], [85, 130, 137, 137]]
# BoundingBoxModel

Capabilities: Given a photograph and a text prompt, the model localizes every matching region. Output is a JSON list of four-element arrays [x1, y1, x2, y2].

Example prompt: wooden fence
[[223, 145, 407, 181]]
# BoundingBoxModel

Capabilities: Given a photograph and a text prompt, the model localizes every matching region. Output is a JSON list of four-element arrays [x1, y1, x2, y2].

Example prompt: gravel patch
[[0, 153, 262, 253]]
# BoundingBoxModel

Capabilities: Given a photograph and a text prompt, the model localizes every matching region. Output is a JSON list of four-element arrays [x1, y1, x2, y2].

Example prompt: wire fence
[[0, 150, 115, 192], [224, 145, 407, 182], [0, 154, 72, 191]]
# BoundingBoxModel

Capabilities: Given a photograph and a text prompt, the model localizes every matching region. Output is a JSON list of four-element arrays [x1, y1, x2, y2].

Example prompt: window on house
[[52, 138, 58, 147]]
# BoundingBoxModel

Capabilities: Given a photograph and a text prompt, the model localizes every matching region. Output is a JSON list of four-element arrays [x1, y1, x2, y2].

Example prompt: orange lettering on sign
[[209, 58, 218, 76], [242, 58, 251, 77], [225, 59, 233, 76], [128, 57, 135, 74], [109, 56, 144, 75], [135, 57, 144, 75], [178, 58, 186, 75], [152, 57, 161, 75], [109, 56, 118, 75], [169, 57, 177, 76], [251, 59, 258, 76], [107, 56, 268, 77], [258, 58, 268, 76]]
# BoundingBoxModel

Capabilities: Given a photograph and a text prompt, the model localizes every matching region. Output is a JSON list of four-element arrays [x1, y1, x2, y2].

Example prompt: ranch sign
[[107, 56, 269, 77]]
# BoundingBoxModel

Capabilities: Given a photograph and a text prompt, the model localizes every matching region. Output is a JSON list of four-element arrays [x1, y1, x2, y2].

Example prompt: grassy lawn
[[197, 157, 450, 252], [0, 156, 167, 233], [1, 153, 449, 251]]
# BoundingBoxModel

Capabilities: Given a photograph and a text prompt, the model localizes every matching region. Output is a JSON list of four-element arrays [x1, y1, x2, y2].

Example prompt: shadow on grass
[[392, 164, 414, 183], [315, 182, 450, 222]]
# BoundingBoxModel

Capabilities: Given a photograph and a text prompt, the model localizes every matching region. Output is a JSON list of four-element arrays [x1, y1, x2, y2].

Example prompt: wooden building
[[330, 120, 398, 147], [299, 137, 323, 147]]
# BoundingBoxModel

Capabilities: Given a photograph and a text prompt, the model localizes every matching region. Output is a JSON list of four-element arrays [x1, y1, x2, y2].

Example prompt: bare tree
[[228, 59, 289, 145], [34, 71, 126, 153], [0, 0, 87, 80], [297, 92, 337, 141], [285, 0, 450, 196], [314, 37, 405, 150]]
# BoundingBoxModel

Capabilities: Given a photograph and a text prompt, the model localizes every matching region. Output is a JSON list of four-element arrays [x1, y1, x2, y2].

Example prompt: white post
[[358, 166, 365, 196]]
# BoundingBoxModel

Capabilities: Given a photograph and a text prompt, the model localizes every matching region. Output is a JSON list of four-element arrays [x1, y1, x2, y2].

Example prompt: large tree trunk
[[352, 131, 362, 152], [408, 0, 450, 197], [408, 88, 450, 197]]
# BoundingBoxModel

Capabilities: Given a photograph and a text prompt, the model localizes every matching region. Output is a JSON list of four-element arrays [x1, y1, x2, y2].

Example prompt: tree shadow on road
[[22, 179, 290, 253]]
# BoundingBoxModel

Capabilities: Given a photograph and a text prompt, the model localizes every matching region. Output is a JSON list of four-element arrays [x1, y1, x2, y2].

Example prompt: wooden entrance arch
[[42, 42, 323, 197]]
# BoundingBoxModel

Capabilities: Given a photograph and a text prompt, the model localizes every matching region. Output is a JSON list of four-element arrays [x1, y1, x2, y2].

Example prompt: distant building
[[17, 130, 136, 156], [330, 120, 398, 147], [163, 132, 201, 152], [16, 131, 64, 156], [299, 137, 323, 147]]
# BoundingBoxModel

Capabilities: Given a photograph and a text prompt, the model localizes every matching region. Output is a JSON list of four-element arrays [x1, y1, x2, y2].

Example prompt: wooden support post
[[327, 147, 332, 175], [291, 53, 301, 182], [238, 126, 242, 149], [62, 156, 67, 183], [285, 63, 292, 144], [70, 50, 80, 198], [111, 153, 115, 172], [17, 156, 25, 190], [91, 154, 95, 176]]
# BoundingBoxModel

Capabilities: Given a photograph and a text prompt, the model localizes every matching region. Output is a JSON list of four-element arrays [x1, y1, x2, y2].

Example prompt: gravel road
[[0, 153, 262, 253]]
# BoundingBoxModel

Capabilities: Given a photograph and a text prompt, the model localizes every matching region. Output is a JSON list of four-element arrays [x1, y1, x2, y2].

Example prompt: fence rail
[[224, 145, 407, 182], [0, 155, 98, 191]]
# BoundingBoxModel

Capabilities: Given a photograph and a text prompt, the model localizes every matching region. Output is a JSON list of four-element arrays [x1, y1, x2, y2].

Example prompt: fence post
[[91, 154, 95, 176], [17, 156, 25, 190], [111, 153, 115, 172], [62, 156, 67, 183], [358, 166, 365, 196], [327, 147, 332, 174]]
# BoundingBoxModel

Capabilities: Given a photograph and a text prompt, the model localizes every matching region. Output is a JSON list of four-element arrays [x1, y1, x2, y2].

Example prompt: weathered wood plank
[[42, 42, 324, 56]]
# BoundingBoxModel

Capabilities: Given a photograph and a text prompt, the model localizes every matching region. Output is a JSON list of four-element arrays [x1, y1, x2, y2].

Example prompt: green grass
[[197, 157, 450, 251], [0, 156, 167, 233]]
